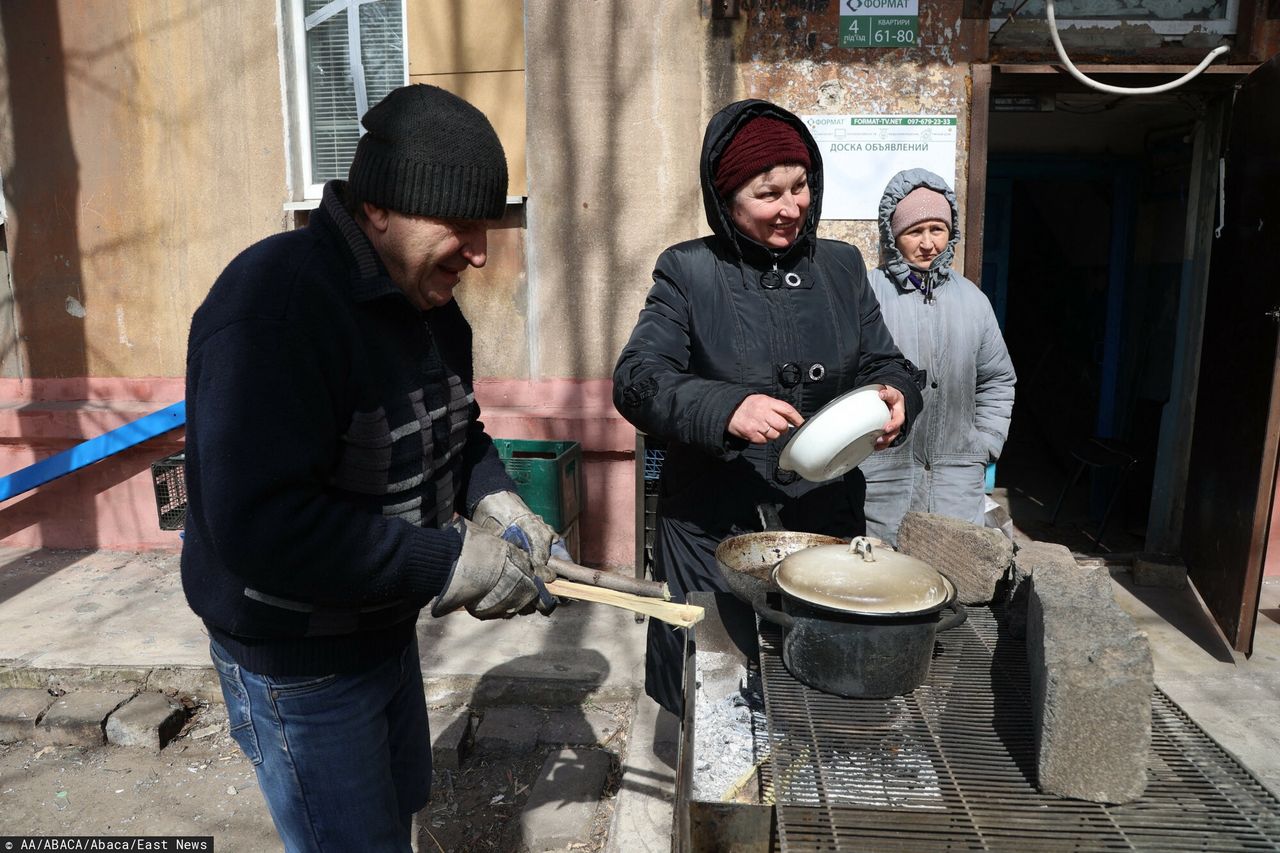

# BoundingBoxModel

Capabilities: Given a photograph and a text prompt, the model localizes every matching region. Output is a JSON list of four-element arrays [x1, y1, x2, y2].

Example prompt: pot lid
[[773, 537, 953, 615]]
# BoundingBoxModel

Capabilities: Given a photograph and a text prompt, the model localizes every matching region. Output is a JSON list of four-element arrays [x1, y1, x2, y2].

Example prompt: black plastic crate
[[150, 451, 187, 531], [635, 435, 667, 581]]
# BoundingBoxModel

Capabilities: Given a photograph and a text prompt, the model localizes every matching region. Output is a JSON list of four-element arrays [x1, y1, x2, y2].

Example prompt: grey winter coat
[[861, 169, 1016, 543]]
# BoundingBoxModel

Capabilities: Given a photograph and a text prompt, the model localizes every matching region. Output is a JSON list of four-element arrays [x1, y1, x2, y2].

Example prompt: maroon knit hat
[[714, 116, 812, 198]]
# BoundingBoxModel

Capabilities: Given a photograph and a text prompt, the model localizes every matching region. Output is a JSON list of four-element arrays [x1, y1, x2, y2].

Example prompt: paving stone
[[1028, 560, 1153, 804], [540, 705, 621, 747], [473, 706, 544, 754], [1133, 553, 1187, 589], [36, 690, 134, 747], [897, 512, 1015, 605], [0, 688, 56, 743], [520, 748, 614, 852], [105, 692, 185, 751], [1007, 541, 1077, 640], [430, 706, 473, 770]]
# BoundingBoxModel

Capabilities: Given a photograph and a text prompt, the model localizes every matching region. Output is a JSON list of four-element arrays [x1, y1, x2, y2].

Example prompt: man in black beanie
[[181, 84, 564, 852]]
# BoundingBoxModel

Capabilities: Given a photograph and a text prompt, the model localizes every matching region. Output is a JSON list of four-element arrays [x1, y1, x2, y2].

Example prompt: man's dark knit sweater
[[180, 181, 515, 676]]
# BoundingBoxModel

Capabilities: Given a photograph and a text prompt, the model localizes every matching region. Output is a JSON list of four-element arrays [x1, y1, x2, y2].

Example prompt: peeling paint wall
[[728, 1, 981, 272], [0, 1, 288, 380]]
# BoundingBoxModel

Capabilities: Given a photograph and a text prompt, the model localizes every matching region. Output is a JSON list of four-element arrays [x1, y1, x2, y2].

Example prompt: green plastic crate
[[494, 439, 582, 533]]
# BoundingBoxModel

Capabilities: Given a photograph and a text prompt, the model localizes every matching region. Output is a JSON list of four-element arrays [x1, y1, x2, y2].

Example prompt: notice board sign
[[801, 115, 956, 221], [840, 0, 919, 48]]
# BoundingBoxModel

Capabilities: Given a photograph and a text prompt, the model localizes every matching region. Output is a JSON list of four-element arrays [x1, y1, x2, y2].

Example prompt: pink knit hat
[[890, 187, 951, 239]]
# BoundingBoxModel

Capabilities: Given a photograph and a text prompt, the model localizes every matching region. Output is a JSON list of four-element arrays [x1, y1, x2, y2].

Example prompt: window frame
[[281, 0, 409, 203]]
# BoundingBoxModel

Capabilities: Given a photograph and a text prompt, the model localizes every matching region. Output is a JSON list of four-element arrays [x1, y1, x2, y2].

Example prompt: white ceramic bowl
[[778, 384, 889, 482]]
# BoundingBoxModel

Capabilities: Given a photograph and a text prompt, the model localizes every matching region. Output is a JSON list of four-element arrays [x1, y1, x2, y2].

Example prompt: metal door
[[1183, 54, 1280, 654]]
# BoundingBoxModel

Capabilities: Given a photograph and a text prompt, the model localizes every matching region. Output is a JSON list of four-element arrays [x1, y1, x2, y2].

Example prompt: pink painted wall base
[[0, 378, 640, 570]]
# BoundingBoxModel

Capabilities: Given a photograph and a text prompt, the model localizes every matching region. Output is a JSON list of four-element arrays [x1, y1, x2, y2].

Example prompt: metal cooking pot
[[713, 504, 845, 605], [754, 538, 967, 698]]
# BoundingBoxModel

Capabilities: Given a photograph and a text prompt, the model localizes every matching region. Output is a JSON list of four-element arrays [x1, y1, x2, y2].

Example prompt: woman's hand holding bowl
[[728, 394, 804, 444], [873, 385, 907, 449]]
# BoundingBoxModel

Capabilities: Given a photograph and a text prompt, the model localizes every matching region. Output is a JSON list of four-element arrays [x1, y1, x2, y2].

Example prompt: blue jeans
[[210, 637, 431, 853]]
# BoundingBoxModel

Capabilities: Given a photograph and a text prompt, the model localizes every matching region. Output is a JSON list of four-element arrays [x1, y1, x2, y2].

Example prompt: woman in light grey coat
[[861, 169, 1016, 544]]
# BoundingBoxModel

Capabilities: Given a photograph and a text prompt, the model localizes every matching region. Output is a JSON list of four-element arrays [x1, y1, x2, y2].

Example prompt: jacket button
[[930, 381, 938, 389]]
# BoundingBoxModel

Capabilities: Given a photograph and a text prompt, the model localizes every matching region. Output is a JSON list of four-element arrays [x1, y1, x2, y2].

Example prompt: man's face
[[366, 205, 490, 310]]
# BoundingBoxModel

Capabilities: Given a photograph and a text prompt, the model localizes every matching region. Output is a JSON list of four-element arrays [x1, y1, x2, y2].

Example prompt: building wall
[[0, 1, 1275, 574], [0, 1, 286, 553], [731, 1, 984, 272], [0, 1, 288, 380]]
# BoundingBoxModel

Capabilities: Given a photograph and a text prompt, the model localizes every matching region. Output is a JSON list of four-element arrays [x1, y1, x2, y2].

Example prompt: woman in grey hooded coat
[[861, 169, 1016, 545]]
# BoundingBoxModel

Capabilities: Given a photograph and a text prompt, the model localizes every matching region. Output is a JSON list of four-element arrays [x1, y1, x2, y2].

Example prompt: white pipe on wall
[[1045, 0, 1230, 96]]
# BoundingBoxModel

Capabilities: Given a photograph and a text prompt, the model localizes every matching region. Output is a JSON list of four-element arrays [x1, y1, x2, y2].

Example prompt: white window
[[281, 0, 407, 202]]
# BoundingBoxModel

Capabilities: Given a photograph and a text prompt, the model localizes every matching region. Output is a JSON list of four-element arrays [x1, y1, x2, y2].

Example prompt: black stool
[[1049, 437, 1137, 551]]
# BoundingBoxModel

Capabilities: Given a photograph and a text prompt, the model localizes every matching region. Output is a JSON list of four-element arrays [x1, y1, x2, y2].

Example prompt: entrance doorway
[[979, 83, 1216, 555]]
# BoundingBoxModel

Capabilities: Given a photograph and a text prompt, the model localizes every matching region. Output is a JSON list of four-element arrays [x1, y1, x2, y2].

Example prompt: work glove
[[474, 490, 558, 565], [431, 519, 557, 620]]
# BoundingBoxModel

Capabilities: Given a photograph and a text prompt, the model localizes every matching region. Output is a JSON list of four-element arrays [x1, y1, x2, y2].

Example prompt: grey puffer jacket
[[861, 168, 1016, 544]]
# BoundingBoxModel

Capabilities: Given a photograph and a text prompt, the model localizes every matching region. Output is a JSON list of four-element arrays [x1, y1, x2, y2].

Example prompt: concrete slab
[[429, 706, 473, 771], [1112, 574, 1280, 796], [605, 696, 678, 853], [0, 549, 208, 670], [541, 705, 623, 748], [105, 691, 186, 751], [37, 690, 134, 747], [0, 687, 55, 742], [419, 600, 645, 708], [0, 546, 647, 711], [520, 747, 614, 852], [474, 706, 545, 754]]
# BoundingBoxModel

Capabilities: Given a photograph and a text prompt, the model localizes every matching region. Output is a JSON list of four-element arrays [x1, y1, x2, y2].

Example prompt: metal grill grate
[[760, 605, 1280, 851]]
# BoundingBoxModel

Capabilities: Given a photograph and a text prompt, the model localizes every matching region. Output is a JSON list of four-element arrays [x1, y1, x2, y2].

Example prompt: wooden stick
[[544, 578, 704, 628], [547, 557, 671, 600]]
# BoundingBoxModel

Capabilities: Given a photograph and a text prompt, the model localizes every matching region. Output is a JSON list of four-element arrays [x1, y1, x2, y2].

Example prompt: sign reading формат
[[841, 0, 919, 48], [801, 115, 957, 221]]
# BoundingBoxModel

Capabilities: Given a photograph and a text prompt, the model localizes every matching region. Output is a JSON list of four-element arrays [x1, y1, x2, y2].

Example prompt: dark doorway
[[982, 91, 1203, 554]]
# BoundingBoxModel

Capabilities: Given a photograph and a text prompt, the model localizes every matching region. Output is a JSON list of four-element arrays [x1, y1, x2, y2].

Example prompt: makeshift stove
[[675, 592, 1280, 852]]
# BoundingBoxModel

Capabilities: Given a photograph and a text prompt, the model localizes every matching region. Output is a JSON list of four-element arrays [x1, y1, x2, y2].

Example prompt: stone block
[[0, 688, 56, 743], [1133, 553, 1187, 589], [105, 692, 185, 751], [520, 748, 614, 852], [473, 706, 544, 754], [1028, 561, 1153, 804], [146, 667, 223, 705], [540, 706, 621, 748], [1006, 541, 1077, 640], [430, 706, 473, 770], [36, 690, 134, 747], [897, 512, 1015, 605]]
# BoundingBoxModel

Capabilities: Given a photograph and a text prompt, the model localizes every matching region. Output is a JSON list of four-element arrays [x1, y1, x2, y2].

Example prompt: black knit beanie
[[347, 84, 508, 220]]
